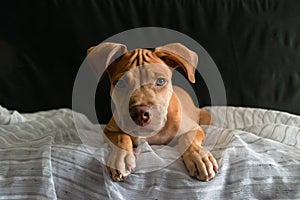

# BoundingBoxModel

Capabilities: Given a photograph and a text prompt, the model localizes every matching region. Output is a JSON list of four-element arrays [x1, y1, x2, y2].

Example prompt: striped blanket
[[0, 105, 299, 199]]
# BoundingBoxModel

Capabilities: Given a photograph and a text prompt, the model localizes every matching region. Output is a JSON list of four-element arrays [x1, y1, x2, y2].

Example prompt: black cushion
[[0, 0, 299, 123]]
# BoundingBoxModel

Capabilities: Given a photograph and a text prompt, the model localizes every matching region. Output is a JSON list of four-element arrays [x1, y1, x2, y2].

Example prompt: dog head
[[87, 42, 198, 137]]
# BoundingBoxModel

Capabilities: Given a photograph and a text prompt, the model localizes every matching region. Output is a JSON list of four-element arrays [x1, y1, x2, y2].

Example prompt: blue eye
[[114, 79, 126, 88], [155, 77, 167, 86]]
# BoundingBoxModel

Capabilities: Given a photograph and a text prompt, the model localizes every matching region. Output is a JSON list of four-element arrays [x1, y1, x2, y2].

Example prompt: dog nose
[[129, 106, 151, 127]]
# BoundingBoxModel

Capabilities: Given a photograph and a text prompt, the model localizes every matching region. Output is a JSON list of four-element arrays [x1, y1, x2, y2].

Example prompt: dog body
[[87, 43, 218, 182]]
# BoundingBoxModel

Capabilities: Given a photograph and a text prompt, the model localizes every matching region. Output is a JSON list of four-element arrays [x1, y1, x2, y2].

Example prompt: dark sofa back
[[0, 0, 299, 123]]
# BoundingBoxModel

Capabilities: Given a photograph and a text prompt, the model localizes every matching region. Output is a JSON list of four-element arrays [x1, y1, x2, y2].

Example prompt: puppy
[[87, 42, 218, 182]]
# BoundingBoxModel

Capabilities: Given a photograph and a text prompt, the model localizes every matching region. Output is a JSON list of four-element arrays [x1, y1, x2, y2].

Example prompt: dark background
[[0, 0, 299, 123]]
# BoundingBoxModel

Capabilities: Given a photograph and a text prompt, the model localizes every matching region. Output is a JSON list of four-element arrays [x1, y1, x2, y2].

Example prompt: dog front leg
[[104, 132, 136, 181], [178, 129, 218, 181]]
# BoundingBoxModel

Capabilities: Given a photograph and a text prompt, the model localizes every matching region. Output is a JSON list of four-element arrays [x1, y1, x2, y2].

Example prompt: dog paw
[[107, 148, 136, 181], [182, 148, 218, 181]]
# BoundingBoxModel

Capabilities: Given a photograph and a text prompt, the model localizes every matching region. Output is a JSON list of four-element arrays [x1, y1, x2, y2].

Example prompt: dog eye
[[155, 77, 167, 87], [114, 79, 126, 88]]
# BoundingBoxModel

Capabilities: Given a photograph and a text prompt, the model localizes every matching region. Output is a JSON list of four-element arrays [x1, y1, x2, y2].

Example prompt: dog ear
[[87, 42, 127, 81], [154, 43, 198, 83], [87, 46, 95, 55]]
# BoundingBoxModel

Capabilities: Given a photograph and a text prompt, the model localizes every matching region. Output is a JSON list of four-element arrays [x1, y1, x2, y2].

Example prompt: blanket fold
[[0, 106, 299, 199]]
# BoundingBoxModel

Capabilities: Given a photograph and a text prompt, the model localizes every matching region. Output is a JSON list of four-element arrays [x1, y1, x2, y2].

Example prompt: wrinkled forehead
[[108, 49, 172, 83], [107, 49, 168, 79]]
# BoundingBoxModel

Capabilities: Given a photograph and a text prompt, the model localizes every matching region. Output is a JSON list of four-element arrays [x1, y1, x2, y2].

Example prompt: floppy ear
[[87, 42, 127, 81], [154, 43, 198, 83]]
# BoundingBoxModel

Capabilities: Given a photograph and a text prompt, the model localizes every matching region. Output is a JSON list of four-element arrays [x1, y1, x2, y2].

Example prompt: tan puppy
[[87, 42, 218, 182]]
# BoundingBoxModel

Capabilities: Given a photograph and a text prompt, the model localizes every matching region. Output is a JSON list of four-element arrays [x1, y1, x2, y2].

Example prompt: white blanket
[[0, 106, 299, 199]]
